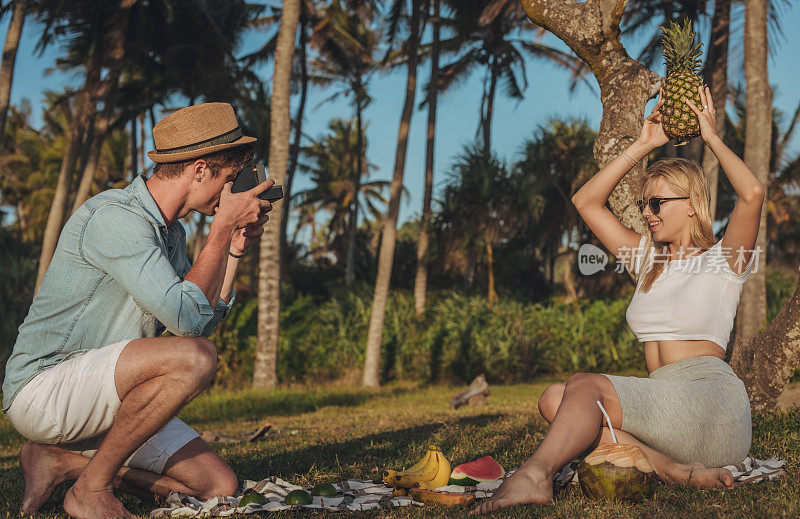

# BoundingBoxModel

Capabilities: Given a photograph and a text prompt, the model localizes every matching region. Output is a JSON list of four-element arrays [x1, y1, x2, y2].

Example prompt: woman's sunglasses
[[638, 196, 690, 215]]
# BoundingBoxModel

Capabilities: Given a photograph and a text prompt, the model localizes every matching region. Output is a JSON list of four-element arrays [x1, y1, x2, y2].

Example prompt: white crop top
[[625, 234, 755, 350]]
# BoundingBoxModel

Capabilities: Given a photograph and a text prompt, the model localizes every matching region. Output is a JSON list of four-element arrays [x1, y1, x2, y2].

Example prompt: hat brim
[[147, 135, 257, 164]]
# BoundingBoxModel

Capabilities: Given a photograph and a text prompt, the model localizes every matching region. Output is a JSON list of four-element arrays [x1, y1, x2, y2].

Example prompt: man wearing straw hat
[[3, 103, 272, 517]]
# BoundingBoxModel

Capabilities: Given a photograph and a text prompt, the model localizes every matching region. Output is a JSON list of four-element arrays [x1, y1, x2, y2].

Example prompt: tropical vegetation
[[0, 0, 798, 405]]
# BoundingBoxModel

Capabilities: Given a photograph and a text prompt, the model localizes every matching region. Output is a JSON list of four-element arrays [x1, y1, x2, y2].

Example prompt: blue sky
[[4, 4, 799, 230]]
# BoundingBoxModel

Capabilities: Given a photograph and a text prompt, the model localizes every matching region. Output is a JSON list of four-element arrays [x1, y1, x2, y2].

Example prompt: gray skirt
[[603, 355, 751, 468]]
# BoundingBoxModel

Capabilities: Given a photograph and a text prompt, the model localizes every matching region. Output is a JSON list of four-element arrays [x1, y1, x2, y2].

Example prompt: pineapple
[[660, 20, 704, 145]]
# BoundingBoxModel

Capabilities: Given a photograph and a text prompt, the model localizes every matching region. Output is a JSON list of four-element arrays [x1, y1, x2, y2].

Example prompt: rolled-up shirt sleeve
[[202, 288, 235, 337], [80, 204, 214, 336]]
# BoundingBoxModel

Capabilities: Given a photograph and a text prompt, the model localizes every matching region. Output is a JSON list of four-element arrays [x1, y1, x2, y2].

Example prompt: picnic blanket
[[150, 456, 786, 517]]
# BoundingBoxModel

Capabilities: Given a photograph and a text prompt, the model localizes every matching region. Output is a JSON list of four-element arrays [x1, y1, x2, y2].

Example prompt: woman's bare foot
[[63, 479, 133, 519], [20, 442, 71, 514], [683, 463, 735, 489], [470, 464, 553, 515]]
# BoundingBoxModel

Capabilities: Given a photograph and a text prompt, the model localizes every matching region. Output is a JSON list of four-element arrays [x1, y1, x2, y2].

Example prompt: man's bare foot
[[63, 479, 133, 519], [683, 463, 735, 489], [20, 442, 70, 514], [470, 464, 553, 515]]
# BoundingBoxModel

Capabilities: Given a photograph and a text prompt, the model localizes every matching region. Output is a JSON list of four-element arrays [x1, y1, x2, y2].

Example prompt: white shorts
[[5, 339, 199, 474]]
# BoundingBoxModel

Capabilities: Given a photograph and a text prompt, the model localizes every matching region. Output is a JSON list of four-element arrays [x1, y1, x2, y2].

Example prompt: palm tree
[[620, 1, 708, 70], [0, 93, 69, 244], [516, 118, 597, 299], [413, 0, 441, 316], [34, 0, 137, 291], [0, 0, 28, 147], [71, 108, 120, 212], [310, 0, 380, 287], [437, 145, 541, 302], [243, 1, 320, 268], [253, 0, 300, 390], [70, 7, 131, 213], [292, 118, 389, 264], [763, 103, 800, 262], [734, 0, 770, 341], [362, 0, 424, 387], [436, 0, 587, 151], [720, 85, 800, 268]]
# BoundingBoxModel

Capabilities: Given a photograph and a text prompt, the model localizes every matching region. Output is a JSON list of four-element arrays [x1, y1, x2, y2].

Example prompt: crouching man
[[2, 103, 272, 518]]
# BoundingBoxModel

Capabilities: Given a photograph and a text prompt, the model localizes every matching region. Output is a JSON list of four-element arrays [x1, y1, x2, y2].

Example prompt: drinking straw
[[597, 400, 618, 443]]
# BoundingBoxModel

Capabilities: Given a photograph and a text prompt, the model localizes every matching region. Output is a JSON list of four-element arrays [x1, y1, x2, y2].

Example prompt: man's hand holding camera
[[215, 178, 275, 257]]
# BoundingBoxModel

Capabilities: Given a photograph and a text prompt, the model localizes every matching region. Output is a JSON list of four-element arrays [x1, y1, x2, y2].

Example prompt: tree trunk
[[413, 0, 440, 317], [129, 116, 138, 179], [253, 0, 300, 390], [728, 270, 800, 411], [139, 112, 145, 175], [521, 0, 657, 237], [563, 248, 578, 303], [726, 0, 796, 412], [72, 116, 108, 213], [35, 59, 102, 290], [734, 0, 770, 341], [281, 18, 308, 273], [345, 107, 363, 286], [36, 2, 134, 290], [702, 0, 731, 222], [483, 58, 498, 152], [249, 241, 259, 296], [684, 133, 703, 163], [464, 252, 477, 288], [72, 4, 128, 212], [0, 0, 26, 147], [486, 240, 497, 303], [362, 0, 422, 387]]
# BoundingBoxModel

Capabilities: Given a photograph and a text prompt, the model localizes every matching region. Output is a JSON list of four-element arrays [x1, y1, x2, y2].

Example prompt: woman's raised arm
[[684, 86, 764, 274], [572, 90, 668, 271]]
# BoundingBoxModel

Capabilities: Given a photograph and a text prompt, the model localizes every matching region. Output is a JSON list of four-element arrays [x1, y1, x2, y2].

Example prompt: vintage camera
[[231, 163, 284, 202]]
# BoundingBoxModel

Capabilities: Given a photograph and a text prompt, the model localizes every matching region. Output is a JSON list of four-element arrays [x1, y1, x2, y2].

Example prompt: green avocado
[[311, 483, 337, 497], [284, 489, 313, 505], [239, 489, 268, 506]]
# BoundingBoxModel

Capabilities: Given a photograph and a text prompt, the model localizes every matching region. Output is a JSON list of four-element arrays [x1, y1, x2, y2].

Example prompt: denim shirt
[[2, 175, 234, 411]]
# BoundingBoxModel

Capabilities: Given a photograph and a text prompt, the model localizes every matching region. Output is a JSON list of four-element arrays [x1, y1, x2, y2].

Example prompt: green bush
[[398, 293, 641, 384], [212, 288, 644, 387], [767, 268, 797, 322]]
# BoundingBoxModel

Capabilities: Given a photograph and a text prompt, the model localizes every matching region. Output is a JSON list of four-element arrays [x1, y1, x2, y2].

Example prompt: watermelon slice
[[449, 456, 505, 486]]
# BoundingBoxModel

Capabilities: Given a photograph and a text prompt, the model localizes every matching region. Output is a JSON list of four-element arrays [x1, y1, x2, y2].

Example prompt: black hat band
[[155, 126, 243, 154]]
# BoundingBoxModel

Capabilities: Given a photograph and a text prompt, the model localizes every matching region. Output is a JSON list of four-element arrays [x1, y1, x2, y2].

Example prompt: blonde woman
[[472, 85, 763, 514]]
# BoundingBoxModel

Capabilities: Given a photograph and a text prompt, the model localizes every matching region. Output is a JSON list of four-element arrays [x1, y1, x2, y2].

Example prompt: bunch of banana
[[382, 444, 451, 490]]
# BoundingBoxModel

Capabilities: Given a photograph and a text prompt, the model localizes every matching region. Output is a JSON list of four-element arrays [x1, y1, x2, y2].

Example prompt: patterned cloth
[[150, 456, 785, 517], [150, 477, 422, 516]]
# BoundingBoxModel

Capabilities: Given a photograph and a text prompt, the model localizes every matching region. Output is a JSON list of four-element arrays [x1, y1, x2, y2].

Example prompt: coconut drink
[[577, 443, 658, 502]]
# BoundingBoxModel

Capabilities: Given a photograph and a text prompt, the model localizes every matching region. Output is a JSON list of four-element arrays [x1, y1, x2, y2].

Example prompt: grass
[[1, 380, 798, 518]]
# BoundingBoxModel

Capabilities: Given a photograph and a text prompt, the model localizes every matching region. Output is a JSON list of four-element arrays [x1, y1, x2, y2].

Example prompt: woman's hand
[[684, 85, 719, 143], [636, 87, 670, 151]]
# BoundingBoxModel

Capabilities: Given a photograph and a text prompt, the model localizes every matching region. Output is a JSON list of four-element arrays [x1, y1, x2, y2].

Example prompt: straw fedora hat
[[147, 102, 256, 163]]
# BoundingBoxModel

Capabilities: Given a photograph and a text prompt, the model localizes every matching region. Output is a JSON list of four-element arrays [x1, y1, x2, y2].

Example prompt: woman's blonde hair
[[637, 158, 716, 292]]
